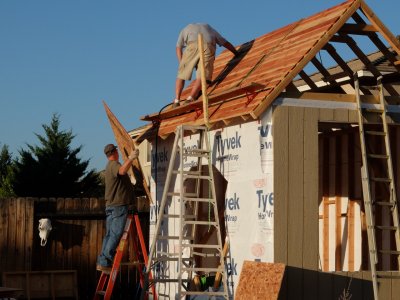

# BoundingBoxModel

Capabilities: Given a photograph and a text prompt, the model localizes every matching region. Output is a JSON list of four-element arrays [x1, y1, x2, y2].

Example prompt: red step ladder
[[93, 213, 157, 300]]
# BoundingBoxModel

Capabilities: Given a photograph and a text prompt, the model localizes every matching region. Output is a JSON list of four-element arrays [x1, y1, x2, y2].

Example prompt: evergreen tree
[[0, 144, 15, 197], [12, 114, 103, 197]]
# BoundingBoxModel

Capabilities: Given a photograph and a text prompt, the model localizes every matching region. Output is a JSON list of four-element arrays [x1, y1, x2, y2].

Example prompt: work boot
[[172, 99, 180, 108], [183, 96, 194, 105], [96, 264, 112, 274]]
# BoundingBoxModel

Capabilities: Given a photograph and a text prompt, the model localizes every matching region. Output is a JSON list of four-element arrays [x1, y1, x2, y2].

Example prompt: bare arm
[[118, 149, 139, 175], [118, 158, 133, 175], [176, 46, 183, 62], [222, 41, 239, 56]]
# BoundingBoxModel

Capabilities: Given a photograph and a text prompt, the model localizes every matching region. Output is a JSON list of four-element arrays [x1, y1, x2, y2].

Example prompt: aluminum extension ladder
[[142, 125, 229, 299], [94, 213, 157, 300], [354, 73, 400, 300]]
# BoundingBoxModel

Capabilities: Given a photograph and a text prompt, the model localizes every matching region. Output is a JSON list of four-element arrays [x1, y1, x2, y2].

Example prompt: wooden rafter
[[252, 0, 362, 117], [360, 1, 400, 57], [339, 23, 378, 35], [351, 12, 400, 72], [310, 57, 349, 92], [298, 70, 318, 90], [311, 57, 333, 82], [337, 33, 399, 96], [324, 71, 350, 82], [323, 43, 354, 78], [285, 81, 300, 93]]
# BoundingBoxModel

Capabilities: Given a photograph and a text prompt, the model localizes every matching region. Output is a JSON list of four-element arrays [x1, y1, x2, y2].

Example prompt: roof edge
[[252, 0, 362, 118]]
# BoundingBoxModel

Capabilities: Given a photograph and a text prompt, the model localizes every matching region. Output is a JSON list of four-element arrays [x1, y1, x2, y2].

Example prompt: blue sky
[[1, 0, 399, 171]]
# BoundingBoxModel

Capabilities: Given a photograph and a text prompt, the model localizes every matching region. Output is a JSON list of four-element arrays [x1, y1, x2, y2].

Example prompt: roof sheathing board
[[142, 0, 393, 138]]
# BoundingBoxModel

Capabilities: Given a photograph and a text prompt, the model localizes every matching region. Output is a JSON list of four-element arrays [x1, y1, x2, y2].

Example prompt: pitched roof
[[139, 0, 400, 140]]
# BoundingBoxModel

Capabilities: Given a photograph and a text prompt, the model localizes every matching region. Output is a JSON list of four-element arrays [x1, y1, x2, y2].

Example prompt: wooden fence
[[0, 197, 148, 299]]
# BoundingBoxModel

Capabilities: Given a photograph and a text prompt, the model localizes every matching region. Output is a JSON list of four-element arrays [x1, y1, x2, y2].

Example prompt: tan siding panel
[[319, 108, 334, 121], [273, 105, 289, 300], [303, 108, 319, 300], [288, 106, 305, 299]]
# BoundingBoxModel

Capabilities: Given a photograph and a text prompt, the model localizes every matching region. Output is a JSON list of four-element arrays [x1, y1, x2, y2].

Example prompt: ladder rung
[[183, 197, 215, 203], [150, 278, 190, 283], [157, 235, 194, 240], [368, 154, 389, 159], [375, 201, 396, 207], [375, 225, 398, 231], [167, 192, 198, 197], [184, 174, 212, 180], [379, 249, 400, 255], [371, 177, 392, 183], [181, 243, 221, 249], [154, 256, 193, 262], [156, 251, 180, 256], [184, 148, 210, 154], [183, 153, 210, 158], [96, 291, 106, 296], [181, 291, 227, 296], [192, 251, 219, 257], [172, 170, 202, 175], [163, 214, 196, 219], [181, 267, 223, 273], [183, 220, 217, 226], [365, 131, 386, 136], [365, 108, 384, 114]]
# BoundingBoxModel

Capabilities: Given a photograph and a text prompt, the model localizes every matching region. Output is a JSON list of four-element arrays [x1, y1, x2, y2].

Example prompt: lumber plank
[[0, 199, 8, 271], [25, 199, 34, 271], [140, 82, 265, 122], [15, 198, 24, 270], [7, 198, 17, 271], [339, 23, 378, 34]]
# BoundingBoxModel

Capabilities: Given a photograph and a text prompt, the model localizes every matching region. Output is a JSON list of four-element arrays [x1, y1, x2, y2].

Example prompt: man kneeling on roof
[[173, 23, 238, 108]]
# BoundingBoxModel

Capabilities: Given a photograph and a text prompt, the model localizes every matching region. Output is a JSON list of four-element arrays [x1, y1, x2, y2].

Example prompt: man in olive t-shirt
[[96, 143, 139, 273]]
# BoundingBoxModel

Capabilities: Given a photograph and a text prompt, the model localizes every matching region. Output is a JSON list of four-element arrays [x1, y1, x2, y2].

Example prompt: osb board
[[103, 101, 152, 203], [235, 261, 285, 300]]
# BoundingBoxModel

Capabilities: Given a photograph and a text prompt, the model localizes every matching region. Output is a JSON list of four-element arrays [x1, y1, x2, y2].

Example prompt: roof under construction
[[138, 0, 400, 141]]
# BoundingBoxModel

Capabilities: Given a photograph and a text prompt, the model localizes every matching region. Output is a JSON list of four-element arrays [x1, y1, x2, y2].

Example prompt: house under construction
[[124, 0, 400, 299]]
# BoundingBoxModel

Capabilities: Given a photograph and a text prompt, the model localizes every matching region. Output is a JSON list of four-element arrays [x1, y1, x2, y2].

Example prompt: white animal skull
[[38, 218, 52, 246]]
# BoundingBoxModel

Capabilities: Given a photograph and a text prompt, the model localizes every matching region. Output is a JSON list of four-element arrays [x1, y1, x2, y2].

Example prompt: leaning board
[[103, 101, 152, 204]]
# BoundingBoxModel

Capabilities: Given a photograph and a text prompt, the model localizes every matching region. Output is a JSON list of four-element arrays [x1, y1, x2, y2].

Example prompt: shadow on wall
[[33, 219, 85, 251], [48, 220, 85, 250], [278, 266, 374, 300]]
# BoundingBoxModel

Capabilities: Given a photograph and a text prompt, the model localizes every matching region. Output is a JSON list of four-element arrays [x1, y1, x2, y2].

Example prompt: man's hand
[[128, 149, 139, 160]]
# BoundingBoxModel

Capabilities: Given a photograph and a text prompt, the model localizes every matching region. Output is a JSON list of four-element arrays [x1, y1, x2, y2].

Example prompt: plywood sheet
[[235, 261, 285, 300], [103, 101, 152, 203]]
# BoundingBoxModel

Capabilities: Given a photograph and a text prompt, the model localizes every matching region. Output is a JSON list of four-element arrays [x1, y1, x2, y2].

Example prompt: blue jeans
[[97, 205, 128, 267]]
